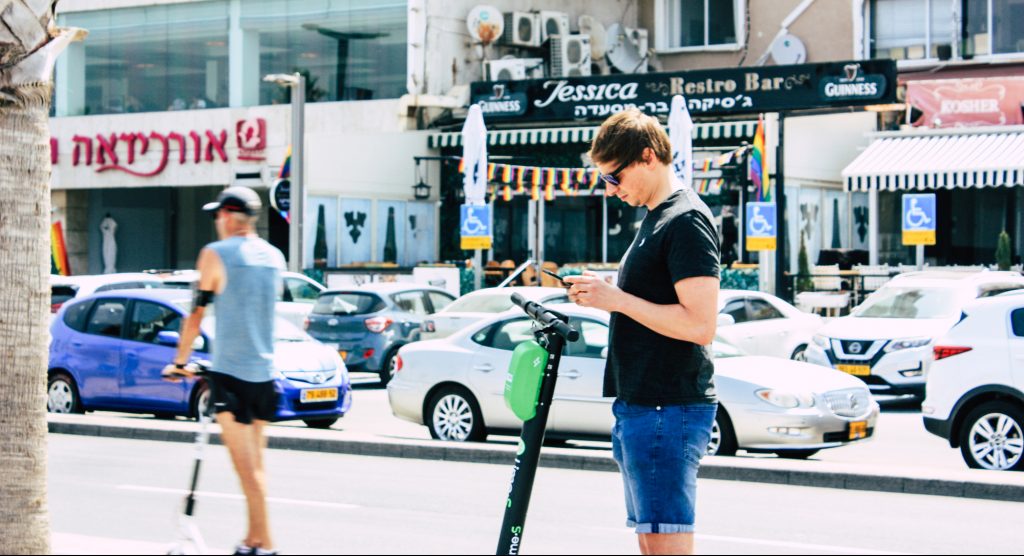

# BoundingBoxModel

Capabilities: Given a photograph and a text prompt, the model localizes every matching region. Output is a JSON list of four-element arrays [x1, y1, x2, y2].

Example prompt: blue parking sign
[[745, 202, 777, 251], [902, 194, 936, 246], [460, 204, 493, 250]]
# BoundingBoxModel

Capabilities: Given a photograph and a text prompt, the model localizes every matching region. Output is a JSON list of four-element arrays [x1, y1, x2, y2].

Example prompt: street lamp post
[[264, 73, 306, 272]]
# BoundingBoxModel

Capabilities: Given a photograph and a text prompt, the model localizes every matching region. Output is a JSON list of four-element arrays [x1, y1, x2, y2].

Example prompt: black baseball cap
[[203, 186, 262, 215]]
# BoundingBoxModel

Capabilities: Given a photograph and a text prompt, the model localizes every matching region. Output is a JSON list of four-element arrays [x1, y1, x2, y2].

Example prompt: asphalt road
[[49, 434, 1019, 555]]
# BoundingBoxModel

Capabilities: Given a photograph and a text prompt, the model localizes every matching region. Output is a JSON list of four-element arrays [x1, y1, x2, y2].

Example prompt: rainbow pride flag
[[51, 221, 71, 276], [280, 146, 292, 179], [750, 116, 769, 202]]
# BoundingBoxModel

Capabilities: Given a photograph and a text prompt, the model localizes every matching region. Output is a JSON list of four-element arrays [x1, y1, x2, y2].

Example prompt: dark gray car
[[305, 284, 455, 385]]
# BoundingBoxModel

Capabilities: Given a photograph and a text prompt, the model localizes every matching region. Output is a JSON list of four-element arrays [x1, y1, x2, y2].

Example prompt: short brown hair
[[589, 108, 673, 168]]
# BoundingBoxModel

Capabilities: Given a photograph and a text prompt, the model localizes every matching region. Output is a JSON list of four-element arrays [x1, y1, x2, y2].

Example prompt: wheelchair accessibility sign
[[902, 194, 936, 246], [460, 204, 493, 250], [745, 202, 777, 251]]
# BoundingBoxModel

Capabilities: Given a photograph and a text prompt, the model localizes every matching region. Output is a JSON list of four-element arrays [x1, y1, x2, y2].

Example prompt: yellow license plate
[[300, 388, 339, 403], [849, 421, 869, 440], [837, 364, 871, 376]]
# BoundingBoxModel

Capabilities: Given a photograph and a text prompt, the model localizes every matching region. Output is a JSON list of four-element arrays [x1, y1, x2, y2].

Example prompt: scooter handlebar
[[511, 293, 580, 342]]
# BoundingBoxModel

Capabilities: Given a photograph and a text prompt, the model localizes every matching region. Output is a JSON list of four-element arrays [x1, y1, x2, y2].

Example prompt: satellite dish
[[606, 23, 645, 73], [467, 5, 504, 46], [770, 33, 807, 65], [578, 15, 608, 61]]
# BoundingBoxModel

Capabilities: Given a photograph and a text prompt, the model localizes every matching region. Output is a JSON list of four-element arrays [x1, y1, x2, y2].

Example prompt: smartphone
[[542, 269, 571, 286]]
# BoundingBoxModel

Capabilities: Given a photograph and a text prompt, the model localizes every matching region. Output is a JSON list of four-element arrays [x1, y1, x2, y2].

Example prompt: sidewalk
[[48, 413, 1024, 503]]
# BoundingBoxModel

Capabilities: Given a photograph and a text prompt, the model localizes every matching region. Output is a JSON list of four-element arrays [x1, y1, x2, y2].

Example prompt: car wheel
[[959, 402, 1024, 471], [191, 381, 211, 421], [379, 349, 401, 387], [708, 410, 738, 456], [791, 345, 809, 362], [427, 386, 486, 442], [303, 418, 339, 429], [775, 449, 820, 460], [47, 373, 82, 414]]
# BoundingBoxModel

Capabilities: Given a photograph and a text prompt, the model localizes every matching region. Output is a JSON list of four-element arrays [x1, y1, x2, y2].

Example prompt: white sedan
[[717, 290, 823, 361], [419, 286, 569, 341], [388, 304, 878, 459]]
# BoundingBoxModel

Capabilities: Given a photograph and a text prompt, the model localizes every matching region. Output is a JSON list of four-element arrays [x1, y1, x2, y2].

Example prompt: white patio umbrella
[[461, 104, 488, 288], [668, 95, 693, 190], [461, 104, 488, 206]]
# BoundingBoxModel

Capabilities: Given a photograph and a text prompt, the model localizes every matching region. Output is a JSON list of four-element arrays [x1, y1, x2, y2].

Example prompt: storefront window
[[62, 2, 230, 115], [965, 0, 1024, 56], [241, 0, 407, 104], [870, 0, 953, 60]]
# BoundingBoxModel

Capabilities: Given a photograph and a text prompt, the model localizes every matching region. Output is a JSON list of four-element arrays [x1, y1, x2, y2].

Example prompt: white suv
[[923, 293, 1024, 471], [805, 271, 1024, 399]]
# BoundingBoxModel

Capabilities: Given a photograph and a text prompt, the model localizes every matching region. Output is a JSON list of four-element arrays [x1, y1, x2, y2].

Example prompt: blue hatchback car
[[304, 284, 455, 385], [48, 289, 351, 428]]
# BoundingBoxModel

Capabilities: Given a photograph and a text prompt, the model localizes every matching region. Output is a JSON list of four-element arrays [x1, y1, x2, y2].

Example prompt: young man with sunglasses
[[565, 109, 720, 556], [163, 186, 286, 556]]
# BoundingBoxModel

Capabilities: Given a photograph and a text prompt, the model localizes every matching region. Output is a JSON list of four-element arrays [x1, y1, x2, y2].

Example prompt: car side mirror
[[156, 331, 180, 347], [717, 314, 736, 327]]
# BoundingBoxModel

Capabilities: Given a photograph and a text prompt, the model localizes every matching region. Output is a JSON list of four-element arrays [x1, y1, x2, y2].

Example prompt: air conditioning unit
[[502, 11, 540, 47], [484, 58, 545, 81], [539, 11, 570, 43], [550, 34, 592, 77]]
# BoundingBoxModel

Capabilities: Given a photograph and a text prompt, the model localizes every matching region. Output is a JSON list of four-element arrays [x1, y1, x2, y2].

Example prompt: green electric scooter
[[496, 293, 579, 555]]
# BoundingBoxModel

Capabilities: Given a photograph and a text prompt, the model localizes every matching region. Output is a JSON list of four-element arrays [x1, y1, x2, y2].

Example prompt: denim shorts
[[611, 399, 718, 534]]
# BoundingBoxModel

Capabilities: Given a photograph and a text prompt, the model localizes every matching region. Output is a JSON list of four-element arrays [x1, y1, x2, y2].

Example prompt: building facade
[[49, 0, 1023, 279]]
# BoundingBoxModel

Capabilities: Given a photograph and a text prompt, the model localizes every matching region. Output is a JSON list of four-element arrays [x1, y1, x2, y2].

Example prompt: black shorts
[[206, 372, 278, 425]]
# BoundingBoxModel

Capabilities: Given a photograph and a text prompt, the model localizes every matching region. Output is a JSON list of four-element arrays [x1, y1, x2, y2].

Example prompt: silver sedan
[[387, 304, 879, 459]]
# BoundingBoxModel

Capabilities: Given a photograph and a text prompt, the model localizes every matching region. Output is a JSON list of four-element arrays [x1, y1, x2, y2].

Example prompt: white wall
[[421, 0, 638, 96], [785, 111, 877, 187]]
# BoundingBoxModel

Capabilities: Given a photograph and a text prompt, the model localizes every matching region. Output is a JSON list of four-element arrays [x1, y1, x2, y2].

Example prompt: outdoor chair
[[811, 265, 842, 291], [853, 264, 893, 292]]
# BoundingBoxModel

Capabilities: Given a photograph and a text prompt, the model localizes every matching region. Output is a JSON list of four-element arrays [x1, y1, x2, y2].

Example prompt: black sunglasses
[[600, 159, 634, 187]]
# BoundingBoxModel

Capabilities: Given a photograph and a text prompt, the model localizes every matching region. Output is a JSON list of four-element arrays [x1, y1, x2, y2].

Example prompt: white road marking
[[696, 533, 916, 555], [116, 485, 360, 510]]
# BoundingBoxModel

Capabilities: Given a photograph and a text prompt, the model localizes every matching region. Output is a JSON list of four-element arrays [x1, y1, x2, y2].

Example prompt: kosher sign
[[471, 60, 896, 122]]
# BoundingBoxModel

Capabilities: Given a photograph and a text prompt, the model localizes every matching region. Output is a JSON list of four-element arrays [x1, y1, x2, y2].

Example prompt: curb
[[49, 420, 1024, 503]]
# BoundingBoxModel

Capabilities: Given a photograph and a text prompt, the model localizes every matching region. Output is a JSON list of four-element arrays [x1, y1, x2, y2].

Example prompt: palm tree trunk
[[0, 80, 53, 556], [1, 2, 84, 553]]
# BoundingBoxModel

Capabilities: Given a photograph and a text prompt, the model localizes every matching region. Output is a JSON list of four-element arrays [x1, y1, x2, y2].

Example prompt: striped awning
[[843, 127, 1024, 192], [428, 121, 758, 149]]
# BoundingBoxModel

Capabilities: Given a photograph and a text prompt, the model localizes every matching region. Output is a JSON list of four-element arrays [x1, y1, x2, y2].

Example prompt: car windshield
[[853, 287, 964, 319], [171, 301, 311, 342], [712, 339, 744, 359], [313, 293, 384, 315], [443, 293, 516, 313]]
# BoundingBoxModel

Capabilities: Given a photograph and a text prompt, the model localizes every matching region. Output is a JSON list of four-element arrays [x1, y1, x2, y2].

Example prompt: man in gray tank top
[[164, 186, 285, 556]]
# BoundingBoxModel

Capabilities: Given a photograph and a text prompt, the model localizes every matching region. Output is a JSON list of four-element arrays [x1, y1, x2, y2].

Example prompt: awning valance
[[428, 121, 757, 149], [843, 126, 1024, 192]]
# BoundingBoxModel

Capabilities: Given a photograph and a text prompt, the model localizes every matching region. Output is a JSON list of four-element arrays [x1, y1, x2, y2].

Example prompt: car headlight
[[756, 389, 815, 409], [885, 338, 931, 352], [812, 334, 829, 348]]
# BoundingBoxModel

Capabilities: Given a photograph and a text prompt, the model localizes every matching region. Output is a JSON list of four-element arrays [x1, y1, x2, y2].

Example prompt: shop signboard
[[460, 204, 493, 250], [906, 78, 1024, 128], [471, 60, 896, 122], [746, 202, 777, 252], [902, 194, 936, 246]]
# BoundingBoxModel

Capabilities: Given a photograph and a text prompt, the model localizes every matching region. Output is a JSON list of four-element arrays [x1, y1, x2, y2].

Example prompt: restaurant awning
[[843, 126, 1024, 192], [427, 120, 758, 149]]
